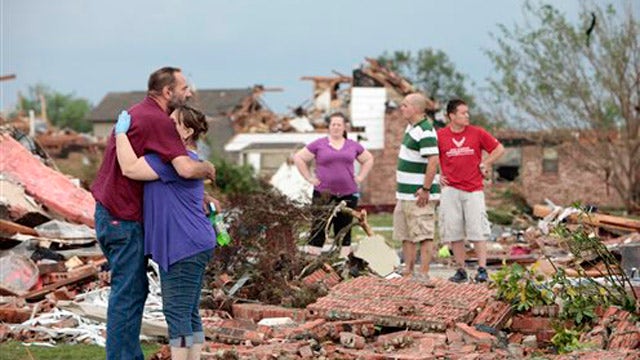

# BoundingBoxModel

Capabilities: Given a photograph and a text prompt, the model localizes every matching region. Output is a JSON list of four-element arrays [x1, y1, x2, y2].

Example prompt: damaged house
[[88, 87, 272, 161], [225, 58, 436, 207], [493, 130, 626, 209]]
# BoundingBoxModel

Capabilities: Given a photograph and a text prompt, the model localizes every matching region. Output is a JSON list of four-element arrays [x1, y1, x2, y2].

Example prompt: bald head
[[406, 93, 428, 113], [400, 93, 428, 123]]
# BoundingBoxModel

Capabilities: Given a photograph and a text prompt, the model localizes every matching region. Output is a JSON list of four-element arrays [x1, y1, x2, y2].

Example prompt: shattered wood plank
[[533, 204, 640, 232], [0, 219, 39, 236], [11, 233, 96, 246], [23, 266, 99, 301]]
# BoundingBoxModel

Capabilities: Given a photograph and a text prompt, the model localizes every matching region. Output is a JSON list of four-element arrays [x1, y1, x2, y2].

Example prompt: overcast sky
[[2, 0, 638, 115]]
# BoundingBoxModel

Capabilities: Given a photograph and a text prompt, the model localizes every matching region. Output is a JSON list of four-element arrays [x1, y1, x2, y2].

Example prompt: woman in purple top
[[294, 112, 374, 257], [114, 106, 215, 360]]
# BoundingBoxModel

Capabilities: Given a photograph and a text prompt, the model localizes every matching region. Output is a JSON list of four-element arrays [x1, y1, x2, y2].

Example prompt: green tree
[[377, 49, 502, 129], [18, 84, 93, 132], [486, 1, 640, 212]]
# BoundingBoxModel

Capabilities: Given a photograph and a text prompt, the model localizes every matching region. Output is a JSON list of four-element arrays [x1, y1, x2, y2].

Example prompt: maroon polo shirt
[[91, 97, 187, 222]]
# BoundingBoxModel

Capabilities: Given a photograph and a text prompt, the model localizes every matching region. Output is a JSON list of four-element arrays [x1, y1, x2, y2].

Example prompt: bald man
[[393, 93, 440, 282]]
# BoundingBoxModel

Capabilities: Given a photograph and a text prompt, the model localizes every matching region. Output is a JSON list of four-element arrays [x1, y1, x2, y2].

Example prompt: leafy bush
[[490, 263, 555, 312], [210, 156, 264, 195], [487, 208, 514, 225], [551, 328, 590, 354]]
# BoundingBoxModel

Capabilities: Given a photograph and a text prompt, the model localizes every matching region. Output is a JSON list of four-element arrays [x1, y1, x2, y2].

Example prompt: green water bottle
[[208, 202, 231, 246]]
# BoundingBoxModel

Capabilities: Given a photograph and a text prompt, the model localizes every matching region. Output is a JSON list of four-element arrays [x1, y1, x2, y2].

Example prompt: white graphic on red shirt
[[446, 137, 475, 157], [452, 137, 466, 148]]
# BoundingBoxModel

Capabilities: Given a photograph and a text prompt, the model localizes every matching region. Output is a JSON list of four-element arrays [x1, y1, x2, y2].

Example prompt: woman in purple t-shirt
[[293, 112, 374, 257], [114, 106, 215, 360]]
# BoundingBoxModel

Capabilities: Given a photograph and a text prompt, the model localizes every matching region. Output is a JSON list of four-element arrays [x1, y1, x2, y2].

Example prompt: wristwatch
[[421, 186, 429, 192]]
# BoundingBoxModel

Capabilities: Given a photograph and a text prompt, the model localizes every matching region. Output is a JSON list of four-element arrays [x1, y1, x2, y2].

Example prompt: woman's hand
[[203, 194, 222, 215]]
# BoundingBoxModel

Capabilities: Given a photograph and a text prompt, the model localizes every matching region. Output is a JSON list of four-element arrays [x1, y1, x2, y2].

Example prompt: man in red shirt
[[437, 99, 504, 283], [91, 67, 216, 360]]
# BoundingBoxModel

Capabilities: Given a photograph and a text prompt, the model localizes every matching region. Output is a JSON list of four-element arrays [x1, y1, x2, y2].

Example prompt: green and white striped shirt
[[396, 119, 440, 201]]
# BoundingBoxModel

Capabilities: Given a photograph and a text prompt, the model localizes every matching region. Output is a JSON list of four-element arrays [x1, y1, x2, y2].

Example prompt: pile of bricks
[[185, 277, 640, 359], [582, 306, 640, 351], [307, 276, 493, 331]]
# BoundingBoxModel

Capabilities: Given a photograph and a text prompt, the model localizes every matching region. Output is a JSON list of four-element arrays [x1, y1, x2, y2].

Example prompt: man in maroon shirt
[[91, 67, 216, 360]]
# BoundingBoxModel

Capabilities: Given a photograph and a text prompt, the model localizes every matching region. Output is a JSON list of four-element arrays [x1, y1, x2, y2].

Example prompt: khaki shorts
[[393, 200, 436, 243], [438, 187, 491, 242]]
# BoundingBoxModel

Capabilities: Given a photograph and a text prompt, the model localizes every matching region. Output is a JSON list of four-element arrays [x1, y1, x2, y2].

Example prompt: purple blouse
[[142, 151, 216, 271], [306, 137, 364, 196]]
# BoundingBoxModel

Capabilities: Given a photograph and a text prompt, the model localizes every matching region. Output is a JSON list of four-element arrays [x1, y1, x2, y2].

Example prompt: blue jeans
[[95, 203, 148, 360], [160, 250, 212, 347]]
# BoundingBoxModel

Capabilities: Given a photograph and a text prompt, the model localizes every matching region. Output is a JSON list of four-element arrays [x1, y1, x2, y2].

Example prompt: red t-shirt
[[91, 97, 187, 222], [437, 125, 500, 192]]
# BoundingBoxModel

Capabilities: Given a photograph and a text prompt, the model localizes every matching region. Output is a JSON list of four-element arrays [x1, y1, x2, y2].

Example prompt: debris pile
[[229, 58, 439, 134], [1, 127, 639, 359]]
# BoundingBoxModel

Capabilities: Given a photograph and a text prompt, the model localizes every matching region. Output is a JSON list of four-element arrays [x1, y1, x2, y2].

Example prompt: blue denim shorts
[[159, 250, 212, 347]]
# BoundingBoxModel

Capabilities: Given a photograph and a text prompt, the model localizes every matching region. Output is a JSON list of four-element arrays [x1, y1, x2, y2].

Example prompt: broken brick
[[298, 344, 314, 359], [376, 331, 420, 348], [232, 302, 307, 322], [340, 331, 366, 349], [286, 318, 327, 340], [509, 314, 554, 334], [301, 263, 341, 288], [608, 321, 640, 350], [601, 306, 634, 325], [324, 319, 376, 339], [0, 306, 31, 323], [471, 299, 513, 330], [455, 323, 496, 346], [206, 319, 271, 345], [446, 328, 464, 345]]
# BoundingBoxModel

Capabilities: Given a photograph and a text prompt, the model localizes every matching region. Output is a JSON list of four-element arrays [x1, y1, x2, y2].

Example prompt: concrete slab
[[353, 234, 399, 276]]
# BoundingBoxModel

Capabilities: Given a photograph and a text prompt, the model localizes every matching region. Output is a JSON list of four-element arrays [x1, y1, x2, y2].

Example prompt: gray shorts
[[439, 187, 490, 242]]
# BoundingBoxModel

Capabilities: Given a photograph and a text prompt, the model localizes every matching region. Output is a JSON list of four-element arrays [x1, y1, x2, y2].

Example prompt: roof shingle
[[88, 88, 254, 122]]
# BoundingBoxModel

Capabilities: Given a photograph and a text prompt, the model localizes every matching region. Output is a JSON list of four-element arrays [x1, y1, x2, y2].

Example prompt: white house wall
[[350, 87, 386, 150], [225, 132, 363, 152]]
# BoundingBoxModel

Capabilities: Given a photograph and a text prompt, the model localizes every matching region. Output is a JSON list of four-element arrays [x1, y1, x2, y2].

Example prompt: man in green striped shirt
[[393, 93, 440, 281]]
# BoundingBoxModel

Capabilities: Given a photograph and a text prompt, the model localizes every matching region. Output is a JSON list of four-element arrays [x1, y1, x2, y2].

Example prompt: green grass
[[0, 341, 161, 360], [363, 212, 393, 228], [353, 212, 397, 248]]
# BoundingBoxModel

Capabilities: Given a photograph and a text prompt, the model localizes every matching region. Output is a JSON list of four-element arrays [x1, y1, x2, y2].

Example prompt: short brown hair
[[147, 67, 181, 96], [446, 98, 467, 115], [175, 105, 208, 142]]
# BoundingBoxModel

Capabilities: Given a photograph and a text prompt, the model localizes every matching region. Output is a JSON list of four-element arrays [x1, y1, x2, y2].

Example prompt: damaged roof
[[87, 88, 254, 122]]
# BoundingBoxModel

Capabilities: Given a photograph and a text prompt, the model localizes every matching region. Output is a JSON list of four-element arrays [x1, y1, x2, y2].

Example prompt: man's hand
[[114, 110, 131, 135], [415, 187, 430, 207], [440, 175, 449, 187], [479, 162, 490, 179]]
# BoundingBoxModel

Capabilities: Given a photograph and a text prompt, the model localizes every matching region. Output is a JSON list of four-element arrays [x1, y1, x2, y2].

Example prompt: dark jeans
[[95, 203, 148, 360], [159, 250, 212, 347], [308, 191, 358, 248]]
